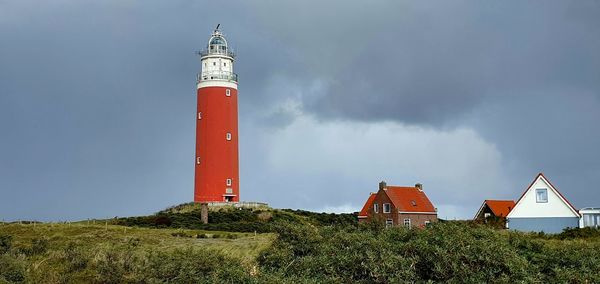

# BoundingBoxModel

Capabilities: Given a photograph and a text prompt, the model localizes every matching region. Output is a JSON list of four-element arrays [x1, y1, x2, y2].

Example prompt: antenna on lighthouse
[[215, 24, 220, 32]]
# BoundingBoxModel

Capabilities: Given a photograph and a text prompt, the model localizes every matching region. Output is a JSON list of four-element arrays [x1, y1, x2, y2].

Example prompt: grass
[[0, 222, 274, 264], [3, 209, 600, 283], [0, 222, 275, 283]]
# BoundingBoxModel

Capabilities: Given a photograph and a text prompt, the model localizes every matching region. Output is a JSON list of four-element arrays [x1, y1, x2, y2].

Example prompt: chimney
[[415, 183, 423, 191], [379, 181, 387, 191]]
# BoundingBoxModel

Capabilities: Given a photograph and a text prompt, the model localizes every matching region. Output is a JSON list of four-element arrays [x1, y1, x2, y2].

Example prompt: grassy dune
[[1, 223, 273, 263], [2, 210, 600, 283], [0, 222, 274, 283]]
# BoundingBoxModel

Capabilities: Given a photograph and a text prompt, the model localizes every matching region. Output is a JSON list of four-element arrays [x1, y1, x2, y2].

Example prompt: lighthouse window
[[224, 62, 227, 66], [225, 89, 231, 96], [196, 157, 201, 165], [226, 132, 232, 140], [198, 112, 202, 120], [213, 62, 216, 66], [226, 178, 232, 186]]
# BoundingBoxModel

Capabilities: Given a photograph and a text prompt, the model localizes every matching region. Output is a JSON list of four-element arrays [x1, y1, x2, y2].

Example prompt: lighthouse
[[194, 26, 239, 203]]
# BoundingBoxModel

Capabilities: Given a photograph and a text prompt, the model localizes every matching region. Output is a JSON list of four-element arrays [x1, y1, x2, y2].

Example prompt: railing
[[198, 49, 235, 58], [197, 71, 238, 83]]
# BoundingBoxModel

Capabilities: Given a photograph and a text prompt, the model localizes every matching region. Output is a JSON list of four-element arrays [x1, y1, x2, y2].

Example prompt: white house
[[579, 207, 600, 228], [506, 173, 580, 234]]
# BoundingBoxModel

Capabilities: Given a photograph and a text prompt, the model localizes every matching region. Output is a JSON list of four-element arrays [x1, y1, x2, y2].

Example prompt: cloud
[[241, 103, 511, 219]]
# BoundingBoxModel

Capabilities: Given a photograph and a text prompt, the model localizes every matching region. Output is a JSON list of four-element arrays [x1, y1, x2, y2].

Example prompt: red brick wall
[[398, 213, 437, 228]]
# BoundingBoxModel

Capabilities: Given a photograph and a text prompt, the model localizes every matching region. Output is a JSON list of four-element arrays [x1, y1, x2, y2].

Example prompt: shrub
[[555, 227, 600, 240], [0, 235, 12, 255], [18, 237, 49, 256], [260, 222, 540, 283], [63, 242, 88, 272], [94, 250, 125, 284], [0, 254, 25, 283], [140, 248, 254, 283], [171, 230, 189, 238]]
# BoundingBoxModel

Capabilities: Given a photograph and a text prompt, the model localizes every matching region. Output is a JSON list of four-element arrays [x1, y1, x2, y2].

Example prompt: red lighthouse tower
[[194, 26, 239, 203]]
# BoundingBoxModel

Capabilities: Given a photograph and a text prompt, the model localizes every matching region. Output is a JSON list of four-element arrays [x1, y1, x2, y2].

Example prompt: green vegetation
[[2, 207, 600, 283], [0, 223, 273, 283], [115, 204, 357, 232]]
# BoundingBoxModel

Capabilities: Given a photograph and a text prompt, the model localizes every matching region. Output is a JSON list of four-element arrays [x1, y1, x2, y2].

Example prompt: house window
[[373, 203, 379, 213], [226, 132, 232, 140], [536, 188, 548, 203], [226, 178, 232, 186], [484, 213, 491, 218], [404, 218, 411, 228], [383, 203, 391, 213], [197, 112, 202, 120], [385, 219, 393, 228], [424, 220, 431, 227], [226, 89, 231, 96], [196, 157, 201, 165]]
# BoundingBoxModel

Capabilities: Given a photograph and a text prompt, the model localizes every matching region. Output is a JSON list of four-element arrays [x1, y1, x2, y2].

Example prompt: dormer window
[[411, 200, 417, 206]]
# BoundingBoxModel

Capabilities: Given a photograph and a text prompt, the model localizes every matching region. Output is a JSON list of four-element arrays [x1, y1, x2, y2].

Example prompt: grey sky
[[1, 1, 599, 221]]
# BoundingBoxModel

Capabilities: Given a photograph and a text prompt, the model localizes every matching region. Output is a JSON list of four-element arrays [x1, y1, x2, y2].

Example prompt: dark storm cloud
[[248, 1, 600, 125]]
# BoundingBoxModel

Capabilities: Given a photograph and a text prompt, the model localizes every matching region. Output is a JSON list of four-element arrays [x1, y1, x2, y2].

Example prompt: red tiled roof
[[358, 193, 377, 217], [384, 186, 436, 213], [485, 200, 515, 217]]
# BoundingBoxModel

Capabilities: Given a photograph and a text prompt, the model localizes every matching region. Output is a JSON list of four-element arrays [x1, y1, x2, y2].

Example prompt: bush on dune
[[259, 222, 600, 283]]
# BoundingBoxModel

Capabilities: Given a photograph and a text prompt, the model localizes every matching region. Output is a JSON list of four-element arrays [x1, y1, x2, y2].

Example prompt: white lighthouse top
[[202, 27, 235, 58], [197, 25, 238, 89]]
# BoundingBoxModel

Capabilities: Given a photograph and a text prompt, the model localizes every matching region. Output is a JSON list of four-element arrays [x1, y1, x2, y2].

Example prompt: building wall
[[369, 190, 398, 225], [508, 177, 578, 218], [399, 213, 437, 228], [507, 217, 579, 234], [194, 86, 239, 202]]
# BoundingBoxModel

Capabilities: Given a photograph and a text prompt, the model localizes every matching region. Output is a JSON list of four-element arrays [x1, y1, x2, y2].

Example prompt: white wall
[[508, 176, 578, 218], [202, 56, 234, 74]]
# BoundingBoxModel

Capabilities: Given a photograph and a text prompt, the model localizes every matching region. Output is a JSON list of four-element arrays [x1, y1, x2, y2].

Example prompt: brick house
[[358, 181, 437, 228]]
